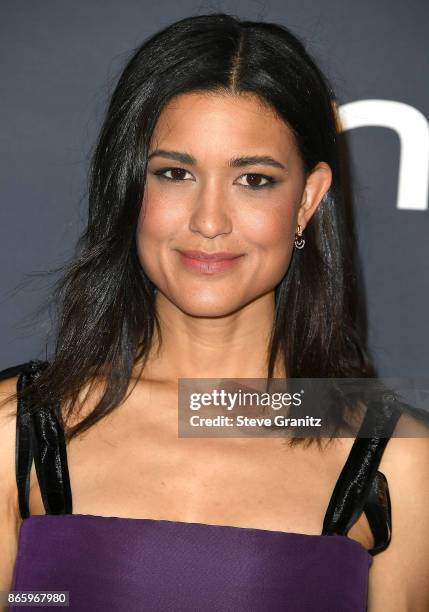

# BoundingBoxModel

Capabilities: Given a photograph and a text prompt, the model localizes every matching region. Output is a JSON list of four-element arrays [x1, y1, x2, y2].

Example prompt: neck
[[134, 289, 286, 384]]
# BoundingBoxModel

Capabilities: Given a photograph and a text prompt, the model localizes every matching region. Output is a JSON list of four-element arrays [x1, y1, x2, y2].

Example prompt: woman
[[1, 12, 428, 612]]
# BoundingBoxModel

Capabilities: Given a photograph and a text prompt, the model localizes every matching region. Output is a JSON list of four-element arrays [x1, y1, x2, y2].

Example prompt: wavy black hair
[[3, 12, 378, 444]]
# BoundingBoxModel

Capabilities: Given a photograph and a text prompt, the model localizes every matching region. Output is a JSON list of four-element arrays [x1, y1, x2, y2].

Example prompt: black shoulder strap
[[0, 362, 35, 519], [321, 398, 403, 555], [10, 360, 73, 519], [362, 470, 392, 555]]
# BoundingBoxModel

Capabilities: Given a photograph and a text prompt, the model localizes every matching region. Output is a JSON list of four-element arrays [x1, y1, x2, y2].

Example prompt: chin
[[174, 298, 242, 318]]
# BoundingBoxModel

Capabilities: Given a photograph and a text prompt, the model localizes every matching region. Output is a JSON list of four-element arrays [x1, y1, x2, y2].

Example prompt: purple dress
[[3, 360, 402, 612]]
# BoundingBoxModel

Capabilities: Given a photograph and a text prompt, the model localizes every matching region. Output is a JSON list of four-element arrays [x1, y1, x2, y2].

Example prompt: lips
[[176, 249, 245, 274], [177, 250, 243, 261]]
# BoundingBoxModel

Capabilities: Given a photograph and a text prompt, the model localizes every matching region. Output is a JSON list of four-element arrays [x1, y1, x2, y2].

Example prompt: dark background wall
[[1, 0, 428, 377]]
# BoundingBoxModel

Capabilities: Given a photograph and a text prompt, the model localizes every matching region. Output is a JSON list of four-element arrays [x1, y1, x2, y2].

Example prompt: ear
[[297, 162, 332, 230]]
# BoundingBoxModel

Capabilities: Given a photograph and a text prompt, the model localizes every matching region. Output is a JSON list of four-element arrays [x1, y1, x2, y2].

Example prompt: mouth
[[175, 249, 245, 274]]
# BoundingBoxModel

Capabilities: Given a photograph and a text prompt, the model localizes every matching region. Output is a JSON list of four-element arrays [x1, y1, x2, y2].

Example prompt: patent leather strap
[[4, 359, 73, 519], [322, 399, 403, 555], [363, 470, 392, 555], [0, 362, 35, 519]]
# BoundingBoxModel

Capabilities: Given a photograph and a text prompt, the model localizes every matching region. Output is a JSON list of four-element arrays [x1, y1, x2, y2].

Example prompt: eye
[[236, 173, 276, 189], [152, 167, 193, 182]]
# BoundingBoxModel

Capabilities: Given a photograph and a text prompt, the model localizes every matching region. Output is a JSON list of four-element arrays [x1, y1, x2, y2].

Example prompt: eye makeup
[[150, 167, 279, 190]]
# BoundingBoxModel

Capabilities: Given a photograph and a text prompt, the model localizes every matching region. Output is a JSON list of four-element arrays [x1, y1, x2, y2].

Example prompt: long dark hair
[[3, 12, 377, 445]]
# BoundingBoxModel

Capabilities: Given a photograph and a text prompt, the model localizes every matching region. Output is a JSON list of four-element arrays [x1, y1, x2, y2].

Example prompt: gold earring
[[294, 224, 305, 249]]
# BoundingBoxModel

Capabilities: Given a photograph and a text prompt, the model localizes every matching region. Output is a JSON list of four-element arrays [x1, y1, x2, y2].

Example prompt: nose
[[188, 176, 233, 239]]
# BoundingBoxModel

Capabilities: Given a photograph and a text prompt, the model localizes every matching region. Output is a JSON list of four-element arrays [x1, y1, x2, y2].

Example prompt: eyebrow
[[147, 149, 287, 170]]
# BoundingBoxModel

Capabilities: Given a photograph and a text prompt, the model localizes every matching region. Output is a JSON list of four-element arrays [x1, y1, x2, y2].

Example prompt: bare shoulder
[[368, 409, 429, 611], [0, 374, 20, 496], [0, 374, 22, 593]]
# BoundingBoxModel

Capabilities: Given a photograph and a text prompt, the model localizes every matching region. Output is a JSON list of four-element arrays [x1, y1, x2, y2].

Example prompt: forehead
[[149, 91, 297, 159]]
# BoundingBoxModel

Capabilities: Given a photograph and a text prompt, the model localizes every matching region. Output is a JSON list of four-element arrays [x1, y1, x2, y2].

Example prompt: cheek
[[135, 189, 182, 277], [241, 204, 296, 274], [138, 182, 182, 234], [143, 174, 196, 234]]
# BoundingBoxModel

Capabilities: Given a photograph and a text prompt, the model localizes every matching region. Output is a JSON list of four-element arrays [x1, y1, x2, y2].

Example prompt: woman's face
[[137, 91, 331, 317]]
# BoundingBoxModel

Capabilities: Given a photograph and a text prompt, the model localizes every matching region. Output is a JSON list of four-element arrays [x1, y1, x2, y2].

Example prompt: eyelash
[[151, 167, 277, 190]]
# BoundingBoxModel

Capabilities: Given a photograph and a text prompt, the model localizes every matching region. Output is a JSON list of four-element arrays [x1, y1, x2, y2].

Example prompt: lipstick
[[176, 249, 245, 274]]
